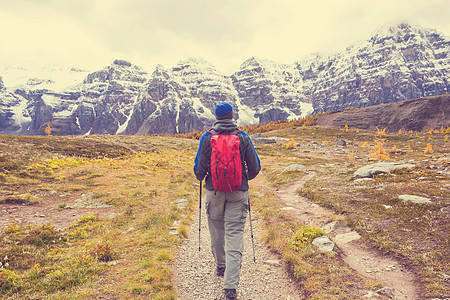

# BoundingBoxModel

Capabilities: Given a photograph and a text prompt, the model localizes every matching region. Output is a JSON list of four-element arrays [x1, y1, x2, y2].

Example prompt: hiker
[[194, 102, 261, 299]]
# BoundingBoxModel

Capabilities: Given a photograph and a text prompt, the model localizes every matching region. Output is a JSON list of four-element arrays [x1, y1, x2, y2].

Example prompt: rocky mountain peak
[[369, 23, 447, 48], [374, 23, 417, 39], [173, 57, 223, 78], [239, 56, 282, 72], [240, 56, 262, 69], [152, 64, 169, 78], [177, 57, 212, 67], [83, 59, 148, 84], [112, 59, 132, 67], [171, 57, 231, 99]]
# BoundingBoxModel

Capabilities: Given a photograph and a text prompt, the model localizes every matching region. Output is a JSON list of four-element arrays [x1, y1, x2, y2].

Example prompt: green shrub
[[290, 225, 325, 250]]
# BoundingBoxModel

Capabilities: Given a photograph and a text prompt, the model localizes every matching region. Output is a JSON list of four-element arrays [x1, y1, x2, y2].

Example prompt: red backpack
[[208, 130, 242, 192]]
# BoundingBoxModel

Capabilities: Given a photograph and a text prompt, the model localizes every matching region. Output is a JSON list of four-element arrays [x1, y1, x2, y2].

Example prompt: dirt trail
[[173, 193, 304, 299], [276, 172, 419, 300]]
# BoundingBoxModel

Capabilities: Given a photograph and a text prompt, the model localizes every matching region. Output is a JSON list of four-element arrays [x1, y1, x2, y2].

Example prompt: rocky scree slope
[[316, 93, 450, 132]]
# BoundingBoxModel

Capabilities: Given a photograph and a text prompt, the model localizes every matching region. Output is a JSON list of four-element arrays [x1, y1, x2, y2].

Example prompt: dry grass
[[0, 126, 448, 299], [264, 126, 449, 299], [0, 135, 198, 299]]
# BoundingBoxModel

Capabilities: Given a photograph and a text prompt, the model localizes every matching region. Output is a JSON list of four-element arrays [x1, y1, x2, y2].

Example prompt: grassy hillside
[[0, 125, 448, 299], [0, 135, 199, 299], [251, 126, 448, 299]]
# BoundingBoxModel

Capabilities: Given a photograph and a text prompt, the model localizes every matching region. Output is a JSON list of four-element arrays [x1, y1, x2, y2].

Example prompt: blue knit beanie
[[214, 102, 233, 119]]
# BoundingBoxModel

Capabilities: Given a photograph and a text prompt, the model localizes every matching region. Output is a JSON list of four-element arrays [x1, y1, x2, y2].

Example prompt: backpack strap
[[208, 129, 240, 136]]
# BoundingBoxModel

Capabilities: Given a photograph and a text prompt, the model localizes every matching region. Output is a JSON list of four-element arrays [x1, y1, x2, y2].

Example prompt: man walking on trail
[[194, 102, 261, 299]]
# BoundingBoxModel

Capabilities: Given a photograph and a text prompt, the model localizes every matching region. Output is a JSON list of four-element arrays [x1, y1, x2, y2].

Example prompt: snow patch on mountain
[[116, 95, 140, 135], [299, 102, 314, 117], [1, 65, 90, 93], [0, 91, 31, 132], [235, 97, 258, 126]]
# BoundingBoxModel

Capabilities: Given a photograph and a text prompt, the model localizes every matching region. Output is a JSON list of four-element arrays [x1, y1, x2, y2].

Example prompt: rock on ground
[[312, 236, 335, 252], [353, 162, 415, 178], [398, 194, 432, 204]]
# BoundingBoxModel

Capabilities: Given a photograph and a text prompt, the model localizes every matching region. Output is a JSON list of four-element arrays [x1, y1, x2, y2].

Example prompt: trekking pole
[[248, 197, 256, 262], [198, 180, 202, 251]]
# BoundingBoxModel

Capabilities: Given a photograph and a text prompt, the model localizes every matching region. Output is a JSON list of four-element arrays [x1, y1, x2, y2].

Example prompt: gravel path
[[173, 196, 304, 300]]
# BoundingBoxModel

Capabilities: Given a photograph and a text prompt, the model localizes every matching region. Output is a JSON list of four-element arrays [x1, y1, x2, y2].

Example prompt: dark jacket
[[194, 120, 261, 191]]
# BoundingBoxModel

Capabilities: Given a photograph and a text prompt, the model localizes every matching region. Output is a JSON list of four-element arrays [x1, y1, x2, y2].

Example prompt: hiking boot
[[216, 266, 225, 276], [224, 289, 237, 299]]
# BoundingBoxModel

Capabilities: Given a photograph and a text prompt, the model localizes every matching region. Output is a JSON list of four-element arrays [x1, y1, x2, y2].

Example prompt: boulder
[[353, 162, 414, 178], [274, 137, 291, 143], [323, 221, 341, 233], [312, 236, 335, 252], [399, 195, 431, 204], [335, 140, 347, 147], [250, 133, 263, 139], [375, 287, 396, 299], [252, 137, 277, 144], [252, 136, 291, 144]]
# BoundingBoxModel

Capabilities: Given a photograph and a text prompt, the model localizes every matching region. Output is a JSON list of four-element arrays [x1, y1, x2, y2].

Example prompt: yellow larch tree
[[424, 144, 434, 154], [44, 124, 52, 136], [369, 127, 389, 160]]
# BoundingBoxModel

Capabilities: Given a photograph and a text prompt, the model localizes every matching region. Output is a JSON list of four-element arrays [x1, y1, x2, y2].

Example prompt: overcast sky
[[0, 0, 449, 74]]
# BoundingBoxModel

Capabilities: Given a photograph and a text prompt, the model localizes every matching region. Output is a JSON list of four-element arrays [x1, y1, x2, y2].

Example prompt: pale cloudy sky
[[0, 0, 449, 74]]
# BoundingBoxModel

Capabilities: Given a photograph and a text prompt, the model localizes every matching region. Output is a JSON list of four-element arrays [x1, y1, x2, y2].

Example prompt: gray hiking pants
[[205, 189, 249, 290]]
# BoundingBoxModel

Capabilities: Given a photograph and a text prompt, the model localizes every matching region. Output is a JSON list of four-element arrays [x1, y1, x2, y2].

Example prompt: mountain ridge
[[0, 23, 448, 135]]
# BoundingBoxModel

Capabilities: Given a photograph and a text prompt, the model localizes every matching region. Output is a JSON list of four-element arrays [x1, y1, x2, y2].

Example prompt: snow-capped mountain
[[299, 23, 449, 113], [117, 58, 260, 135], [232, 57, 312, 124], [0, 23, 448, 135]]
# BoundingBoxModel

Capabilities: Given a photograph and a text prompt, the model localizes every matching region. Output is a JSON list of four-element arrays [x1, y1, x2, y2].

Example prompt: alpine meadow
[[0, 105, 448, 299]]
